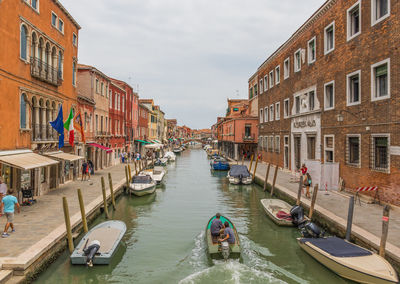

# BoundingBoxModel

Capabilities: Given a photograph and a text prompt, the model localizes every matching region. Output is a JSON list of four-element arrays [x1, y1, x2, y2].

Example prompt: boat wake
[[178, 232, 290, 284]]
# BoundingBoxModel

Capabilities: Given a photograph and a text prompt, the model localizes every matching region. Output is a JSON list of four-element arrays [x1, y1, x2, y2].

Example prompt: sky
[[63, 0, 325, 129]]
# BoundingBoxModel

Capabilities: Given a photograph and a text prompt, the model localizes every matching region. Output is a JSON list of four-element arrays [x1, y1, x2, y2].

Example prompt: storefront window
[[40, 167, 46, 183], [0, 164, 13, 188], [64, 162, 70, 178], [21, 170, 31, 189]]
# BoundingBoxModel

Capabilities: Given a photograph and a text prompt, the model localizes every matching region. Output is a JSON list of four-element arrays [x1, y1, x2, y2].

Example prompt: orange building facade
[[0, 0, 81, 196]]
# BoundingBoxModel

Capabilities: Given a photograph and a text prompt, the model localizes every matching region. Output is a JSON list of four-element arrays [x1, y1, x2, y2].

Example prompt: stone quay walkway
[[0, 161, 138, 282], [237, 159, 400, 264]]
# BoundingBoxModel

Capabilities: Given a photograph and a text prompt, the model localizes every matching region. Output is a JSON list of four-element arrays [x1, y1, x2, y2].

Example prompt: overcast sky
[[64, 0, 325, 129]]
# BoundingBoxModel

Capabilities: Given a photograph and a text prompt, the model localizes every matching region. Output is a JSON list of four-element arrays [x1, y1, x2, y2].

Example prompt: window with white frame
[[269, 136, 274, 152], [324, 135, 334, 162], [324, 81, 335, 110], [254, 84, 258, 96], [95, 79, 99, 93], [284, 58, 290, 79], [294, 49, 301, 72], [371, 134, 389, 171], [260, 109, 264, 123], [259, 79, 263, 94], [51, 12, 57, 27], [275, 136, 280, 153], [263, 75, 268, 92], [269, 71, 274, 88], [346, 135, 361, 166], [269, 105, 274, 121], [101, 82, 104, 96], [371, 59, 390, 101], [324, 22, 335, 54], [309, 91, 315, 111], [347, 70, 361, 106], [372, 0, 390, 25], [73, 33, 77, 46], [258, 136, 263, 150], [264, 107, 268, 122], [275, 102, 280, 120], [307, 135, 316, 159], [308, 37, 316, 64], [284, 99, 289, 118], [264, 136, 268, 150], [295, 96, 300, 114], [347, 1, 361, 40], [58, 19, 64, 33], [275, 66, 280, 84]]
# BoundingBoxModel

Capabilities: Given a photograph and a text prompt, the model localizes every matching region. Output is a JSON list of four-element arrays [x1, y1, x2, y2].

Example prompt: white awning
[[46, 152, 84, 162], [0, 153, 59, 170]]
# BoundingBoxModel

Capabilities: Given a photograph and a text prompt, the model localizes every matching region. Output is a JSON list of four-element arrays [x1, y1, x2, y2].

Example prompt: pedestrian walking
[[0, 178, 7, 213], [0, 189, 20, 238], [81, 160, 88, 181], [303, 173, 312, 198], [88, 159, 94, 179]]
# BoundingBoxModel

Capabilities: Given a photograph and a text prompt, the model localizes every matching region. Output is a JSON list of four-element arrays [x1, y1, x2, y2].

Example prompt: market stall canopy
[[45, 152, 84, 162], [0, 152, 59, 170], [135, 139, 151, 144], [144, 143, 163, 149], [87, 143, 112, 153]]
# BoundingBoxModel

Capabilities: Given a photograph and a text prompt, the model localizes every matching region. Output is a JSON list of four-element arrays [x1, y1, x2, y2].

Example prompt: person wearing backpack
[[303, 173, 312, 198]]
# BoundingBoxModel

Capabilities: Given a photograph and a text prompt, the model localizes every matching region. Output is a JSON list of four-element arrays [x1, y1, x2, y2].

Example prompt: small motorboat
[[129, 175, 157, 196], [260, 199, 294, 226], [227, 165, 252, 185], [164, 151, 176, 162], [210, 157, 230, 171], [173, 147, 182, 154], [71, 220, 126, 266], [154, 157, 168, 166], [141, 166, 166, 184], [205, 215, 240, 259], [298, 237, 398, 284]]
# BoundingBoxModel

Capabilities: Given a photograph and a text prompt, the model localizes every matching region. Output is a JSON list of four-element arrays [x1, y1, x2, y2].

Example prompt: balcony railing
[[30, 57, 62, 86], [243, 134, 255, 141]]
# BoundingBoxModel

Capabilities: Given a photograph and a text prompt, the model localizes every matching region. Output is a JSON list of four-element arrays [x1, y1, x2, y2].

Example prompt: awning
[[87, 143, 112, 153], [135, 139, 151, 144], [46, 152, 84, 162], [0, 152, 59, 170]]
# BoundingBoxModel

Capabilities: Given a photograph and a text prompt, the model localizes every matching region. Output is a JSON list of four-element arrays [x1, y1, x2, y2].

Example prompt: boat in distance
[[205, 215, 240, 259], [298, 237, 398, 284], [70, 220, 126, 266], [129, 175, 157, 196], [210, 157, 230, 171]]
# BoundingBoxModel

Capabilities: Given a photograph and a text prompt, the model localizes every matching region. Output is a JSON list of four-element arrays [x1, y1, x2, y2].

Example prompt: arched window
[[58, 50, 63, 78], [20, 25, 28, 60], [20, 94, 27, 129], [72, 61, 76, 86]]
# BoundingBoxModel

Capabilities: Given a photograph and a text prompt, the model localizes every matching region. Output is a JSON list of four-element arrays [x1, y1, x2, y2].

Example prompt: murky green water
[[36, 149, 352, 284]]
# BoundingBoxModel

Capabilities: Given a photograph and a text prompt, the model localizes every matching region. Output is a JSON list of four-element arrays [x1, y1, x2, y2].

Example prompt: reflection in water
[[37, 149, 351, 284]]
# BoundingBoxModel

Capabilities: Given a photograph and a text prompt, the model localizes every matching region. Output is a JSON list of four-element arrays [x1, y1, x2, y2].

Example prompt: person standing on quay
[[0, 189, 20, 238], [0, 178, 7, 213]]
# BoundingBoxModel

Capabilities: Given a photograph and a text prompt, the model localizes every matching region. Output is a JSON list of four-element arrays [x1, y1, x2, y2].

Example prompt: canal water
[[37, 149, 352, 284]]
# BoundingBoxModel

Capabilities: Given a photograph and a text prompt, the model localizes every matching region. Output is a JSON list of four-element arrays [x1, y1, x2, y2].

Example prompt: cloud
[[63, 0, 325, 128]]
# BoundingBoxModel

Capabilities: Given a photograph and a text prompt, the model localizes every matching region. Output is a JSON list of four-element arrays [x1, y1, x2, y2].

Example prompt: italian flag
[[64, 108, 75, 147]]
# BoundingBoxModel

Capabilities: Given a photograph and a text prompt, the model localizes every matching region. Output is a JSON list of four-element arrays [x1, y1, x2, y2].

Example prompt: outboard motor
[[221, 241, 230, 260], [300, 221, 324, 238], [290, 205, 306, 227], [83, 240, 101, 267]]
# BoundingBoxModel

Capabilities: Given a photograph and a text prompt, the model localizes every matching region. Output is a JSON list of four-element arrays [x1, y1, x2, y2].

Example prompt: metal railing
[[30, 57, 62, 86], [243, 134, 255, 141]]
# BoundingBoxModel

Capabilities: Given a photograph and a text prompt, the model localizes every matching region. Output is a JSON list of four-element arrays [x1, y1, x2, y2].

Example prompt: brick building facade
[[251, 0, 400, 205]]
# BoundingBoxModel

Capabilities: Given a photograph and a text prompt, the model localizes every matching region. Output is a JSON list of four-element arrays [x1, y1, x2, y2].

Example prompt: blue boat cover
[[132, 175, 152, 184], [229, 165, 250, 178], [300, 237, 372, 257]]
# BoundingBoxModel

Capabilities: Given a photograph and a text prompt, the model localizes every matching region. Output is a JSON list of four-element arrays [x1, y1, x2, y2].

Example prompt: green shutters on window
[[376, 65, 387, 77]]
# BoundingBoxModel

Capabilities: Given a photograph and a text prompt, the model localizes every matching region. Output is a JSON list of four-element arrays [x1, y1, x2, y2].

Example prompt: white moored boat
[[129, 175, 156, 196], [141, 166, 166, 184], [164, 151, 176, 162], [70, 220, 126, 266], [260, 199, 294, 226], [298, 237, 398, 284], [227, 165, 252, 185]]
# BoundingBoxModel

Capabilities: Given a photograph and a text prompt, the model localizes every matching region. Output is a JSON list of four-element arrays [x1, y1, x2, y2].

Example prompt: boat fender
[[84, 240, 101, 267]]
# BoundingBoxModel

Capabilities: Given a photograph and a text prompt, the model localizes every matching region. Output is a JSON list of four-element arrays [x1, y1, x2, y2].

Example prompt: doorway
[[294, 135, 301, 170]]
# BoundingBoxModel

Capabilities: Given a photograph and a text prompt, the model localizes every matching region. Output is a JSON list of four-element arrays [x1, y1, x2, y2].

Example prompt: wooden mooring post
[[252, 155, 259, 181], [249, 155, 254, 172], [270, 165, 279, 197], [308, 184, 319, 219], [62, 197, 74, 254], [101, 176, 110, 219], [128, 164, 132, 181], [379, 205, 390, 257], [263, 163, 270, 192], [345, 196, 355, 241], [77, 188, 88, 233], [296, 176, 303, 205], [108, 173, 116, 209]]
